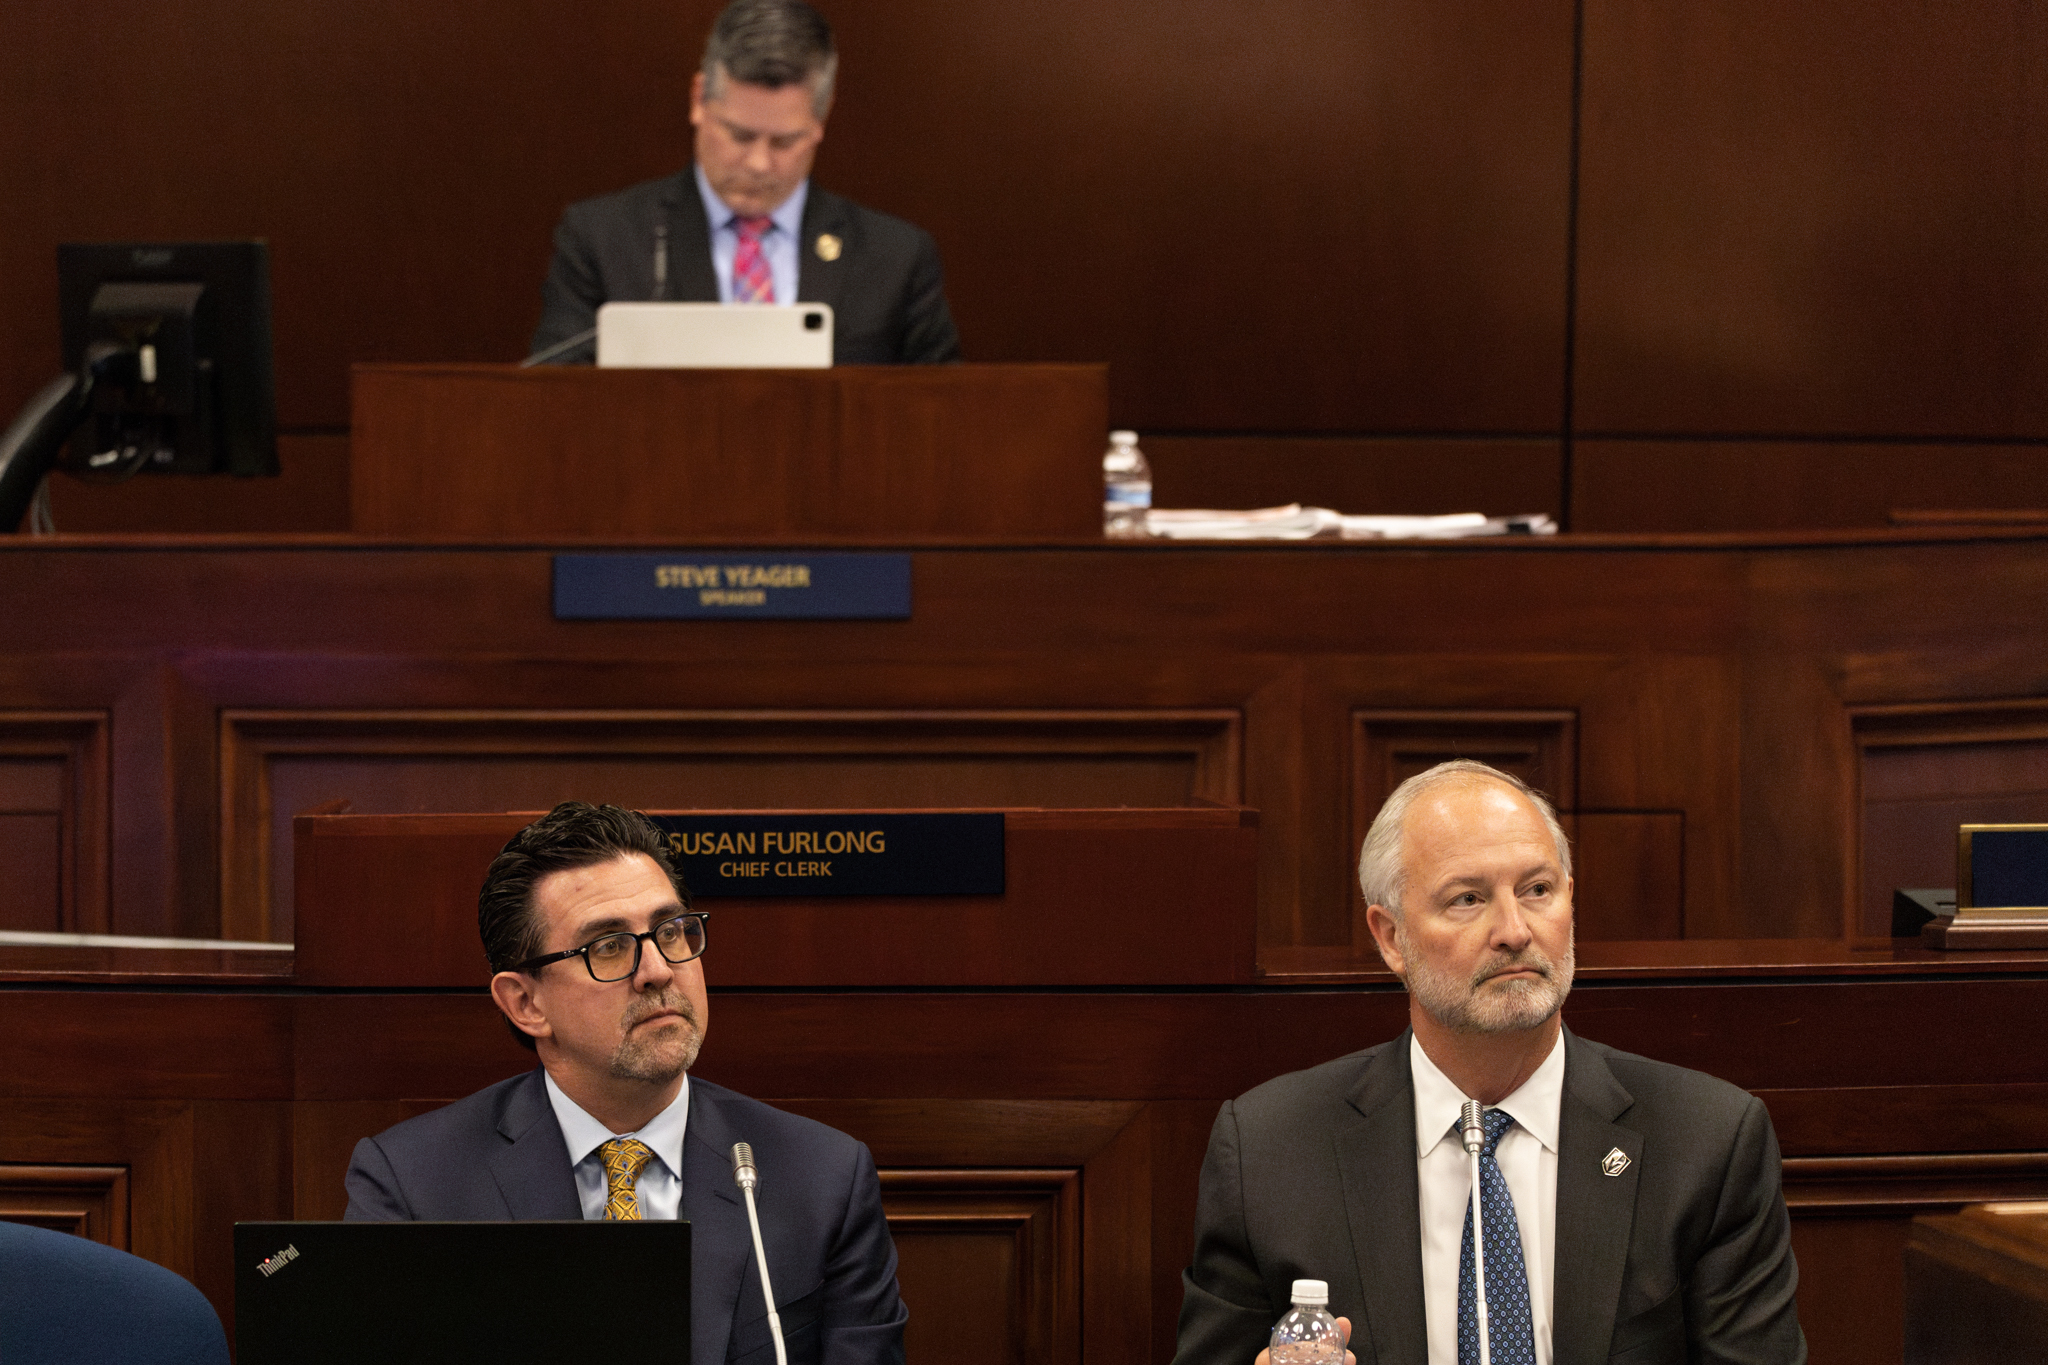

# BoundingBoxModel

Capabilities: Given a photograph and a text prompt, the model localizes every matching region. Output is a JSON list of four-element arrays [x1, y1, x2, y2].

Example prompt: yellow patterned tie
[[599, 1137, 655, 1221]]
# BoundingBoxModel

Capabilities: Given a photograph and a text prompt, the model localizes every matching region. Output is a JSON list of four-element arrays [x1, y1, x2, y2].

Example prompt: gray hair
[[701, 0, 838, 119], [1356, 760, 1572, 920]]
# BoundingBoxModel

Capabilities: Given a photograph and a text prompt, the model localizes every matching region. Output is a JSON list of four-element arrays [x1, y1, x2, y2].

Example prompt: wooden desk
[[1, 943, 2043, 1364], [1907, 1203, 2048, 1363]]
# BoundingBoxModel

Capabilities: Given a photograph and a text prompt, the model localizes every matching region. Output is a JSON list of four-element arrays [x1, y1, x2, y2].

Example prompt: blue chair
[[0, 1220, 228, 1364]]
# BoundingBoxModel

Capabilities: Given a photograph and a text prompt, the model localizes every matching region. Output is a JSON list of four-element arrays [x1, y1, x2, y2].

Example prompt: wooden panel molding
[[1784, 1153, 2048, 1215], [0, 712, 110, 934], [882, 1169, 1081, 1365], [1852, 699, 2048, 936], [0, 1164, 130, 1245], [221, 708, 1243, 941]]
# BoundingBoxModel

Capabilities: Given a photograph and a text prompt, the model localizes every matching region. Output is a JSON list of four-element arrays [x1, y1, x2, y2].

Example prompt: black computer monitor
[[56, 240, 279, 477]]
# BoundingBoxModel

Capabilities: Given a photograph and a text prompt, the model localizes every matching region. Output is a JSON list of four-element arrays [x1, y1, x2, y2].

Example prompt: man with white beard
[[1174, 761, 1806, 1365]]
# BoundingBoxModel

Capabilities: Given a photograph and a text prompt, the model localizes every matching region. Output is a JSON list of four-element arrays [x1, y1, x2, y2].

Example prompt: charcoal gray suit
[[345, 1069, 907, 1365], [529, 170, 960, 366], [1174, 1029, 1805, 1365]]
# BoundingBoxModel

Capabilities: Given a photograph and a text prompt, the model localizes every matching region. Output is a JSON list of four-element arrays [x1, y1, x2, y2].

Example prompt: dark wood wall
[[5, 1, 2046, 532]]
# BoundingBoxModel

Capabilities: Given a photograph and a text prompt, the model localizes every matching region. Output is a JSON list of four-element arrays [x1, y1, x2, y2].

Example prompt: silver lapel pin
[[1601, 1147, 1631, 1177]]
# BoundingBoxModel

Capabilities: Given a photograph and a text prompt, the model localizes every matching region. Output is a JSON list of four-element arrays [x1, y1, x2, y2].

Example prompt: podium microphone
[[731, 1142, 788, 1365], [1460, 1100, 1492, 1365]]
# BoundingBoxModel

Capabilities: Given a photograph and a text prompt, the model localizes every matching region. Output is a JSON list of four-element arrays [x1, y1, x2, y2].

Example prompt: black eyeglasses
[[511, 912, 709, 982]]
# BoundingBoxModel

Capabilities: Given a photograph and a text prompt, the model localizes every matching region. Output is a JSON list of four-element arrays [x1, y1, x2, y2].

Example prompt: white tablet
[[595, 301, 834, 368]]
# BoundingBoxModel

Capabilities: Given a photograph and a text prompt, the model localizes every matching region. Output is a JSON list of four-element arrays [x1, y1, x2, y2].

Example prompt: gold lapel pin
[[1601, 1147, 1631, 1177], [815, 233, 843, 262]]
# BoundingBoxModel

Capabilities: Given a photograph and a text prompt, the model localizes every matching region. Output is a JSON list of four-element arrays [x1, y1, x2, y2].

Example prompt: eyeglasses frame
[[509, 910, 710, 982]]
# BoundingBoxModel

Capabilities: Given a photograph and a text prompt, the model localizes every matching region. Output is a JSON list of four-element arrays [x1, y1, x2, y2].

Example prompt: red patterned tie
[[732, 216, 775, 303]]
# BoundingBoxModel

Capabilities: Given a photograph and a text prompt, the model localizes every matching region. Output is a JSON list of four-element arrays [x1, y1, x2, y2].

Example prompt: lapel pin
[[1601, 1147, 1631, 1177], [815, 233, 842, 262]]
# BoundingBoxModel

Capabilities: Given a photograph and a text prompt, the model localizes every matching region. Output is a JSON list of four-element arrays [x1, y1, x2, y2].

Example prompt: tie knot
[[734, 215, 772, 243], [600, 1136, 654, 1181], [1480, 1107, 1516, 1153]]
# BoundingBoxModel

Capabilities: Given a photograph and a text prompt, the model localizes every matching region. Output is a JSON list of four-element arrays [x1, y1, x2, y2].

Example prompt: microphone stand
[[731, 1142, 788, 1365], [1460, 1100, 1491, 1365]]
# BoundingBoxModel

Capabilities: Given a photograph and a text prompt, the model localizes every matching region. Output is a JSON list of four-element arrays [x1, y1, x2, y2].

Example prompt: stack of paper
[[1140, 506, 1559, 541]]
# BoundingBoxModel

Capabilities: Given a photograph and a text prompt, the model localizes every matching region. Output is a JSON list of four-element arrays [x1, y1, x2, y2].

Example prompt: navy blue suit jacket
[[529, 169, 961, 366], [344, 1069, 907, 1365]]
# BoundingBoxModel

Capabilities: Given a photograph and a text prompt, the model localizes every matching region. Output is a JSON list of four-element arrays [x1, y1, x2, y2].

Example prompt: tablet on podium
[[233, 1220, 690, 1361]]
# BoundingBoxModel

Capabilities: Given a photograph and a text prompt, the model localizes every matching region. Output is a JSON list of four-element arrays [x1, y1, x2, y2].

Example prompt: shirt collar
[[544, 1070, 691, 1181], [693, 163, 810, 240], [1409, 1029, 1565, 1157]]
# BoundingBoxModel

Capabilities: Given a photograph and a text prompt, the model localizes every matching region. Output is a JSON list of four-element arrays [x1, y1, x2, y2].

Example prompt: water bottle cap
[[1290, 1279, 1329, 1306], [1109, 430, 1138, 446]]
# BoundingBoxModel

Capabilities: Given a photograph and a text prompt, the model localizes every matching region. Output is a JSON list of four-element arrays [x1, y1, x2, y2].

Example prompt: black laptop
[[233, 1221, 690, 1362]]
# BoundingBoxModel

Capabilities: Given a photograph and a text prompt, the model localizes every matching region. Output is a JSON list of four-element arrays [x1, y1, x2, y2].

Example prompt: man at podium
[[529, 0, 961, 366], [344, 802, 908, 1365]]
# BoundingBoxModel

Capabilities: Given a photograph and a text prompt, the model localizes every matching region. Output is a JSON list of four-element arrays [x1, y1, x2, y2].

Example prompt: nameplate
[[553, 553, 911, 620], [1960, 824, 2048, 915], [651, 813, 1004, 897]]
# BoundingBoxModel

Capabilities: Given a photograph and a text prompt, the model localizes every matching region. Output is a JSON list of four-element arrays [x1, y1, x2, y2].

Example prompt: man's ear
[[490, 971, 553, 1043], [1364, 904, 1406, 976], [689, 70, 707, 126]]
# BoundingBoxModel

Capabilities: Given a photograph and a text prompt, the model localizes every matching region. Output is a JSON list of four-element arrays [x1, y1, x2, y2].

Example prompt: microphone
[[731, 1142, 787, 1365], [1460, 1101, 1492, 1365], [519, 327, 596, 368], [653, 221, 670, 301]]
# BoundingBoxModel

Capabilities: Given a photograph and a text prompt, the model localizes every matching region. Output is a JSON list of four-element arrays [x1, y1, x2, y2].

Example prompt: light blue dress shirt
[[545, 1070, 691, 1220], [694, 165, 808, 305]]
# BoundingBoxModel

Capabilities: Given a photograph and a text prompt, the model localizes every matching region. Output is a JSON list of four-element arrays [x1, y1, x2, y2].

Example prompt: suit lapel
[[1551, 1032, 1642, 1365], [667, 170, 720, 303], [1337, 1036, 1428, 1365], [682, 1083, 750, 1365], [486, 1070, 583, 1220], [795, 187, 851, 317]]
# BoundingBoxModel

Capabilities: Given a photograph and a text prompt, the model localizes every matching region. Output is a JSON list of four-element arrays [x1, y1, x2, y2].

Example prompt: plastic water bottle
[[1269, 1279, 1345, 1365], [1102, 429, 1152, 538]]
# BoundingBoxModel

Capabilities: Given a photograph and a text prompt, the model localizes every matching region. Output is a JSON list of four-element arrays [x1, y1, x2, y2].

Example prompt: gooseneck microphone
[[1460, 1100, 1492, 1365], [731, 1142, 788, 1365]]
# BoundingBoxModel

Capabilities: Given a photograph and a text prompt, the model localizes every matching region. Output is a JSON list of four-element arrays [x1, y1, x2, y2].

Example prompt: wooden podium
[[349, 363, 1107, 540]]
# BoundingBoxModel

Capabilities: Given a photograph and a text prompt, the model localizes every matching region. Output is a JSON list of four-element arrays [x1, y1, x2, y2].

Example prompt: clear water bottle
[[1269, 1279, 1345, 1365], [1102, 429, 1152, 538]]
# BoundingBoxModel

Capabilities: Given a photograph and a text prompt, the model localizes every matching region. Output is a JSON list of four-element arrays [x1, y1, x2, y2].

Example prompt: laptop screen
[[234, 1221, 690, 1362]]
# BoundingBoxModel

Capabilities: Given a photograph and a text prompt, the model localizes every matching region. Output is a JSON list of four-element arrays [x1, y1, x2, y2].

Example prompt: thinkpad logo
[[256, 1243, 300, 1278]]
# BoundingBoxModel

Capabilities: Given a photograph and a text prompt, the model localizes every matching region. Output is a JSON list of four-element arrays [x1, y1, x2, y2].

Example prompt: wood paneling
[[1575, 1, 2048, 438], [1854, 701, 2048, 937], [1906, 1205, 2048, 1365], [1574, 442, 2048, 533], [0, 1164, 129, 1244], [37, 434, 351, 536], [883, 1170, 1081, 1365], [224, 708, 1241, 941], [1783, 1156, 2048, 1365], [351, 365, 1106, 540], [0, 712, 108, 934], [294, 808, 1259, 988]]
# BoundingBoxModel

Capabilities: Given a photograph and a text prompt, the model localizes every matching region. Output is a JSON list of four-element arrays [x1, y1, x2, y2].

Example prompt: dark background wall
[[3, 0, 2044, 530]]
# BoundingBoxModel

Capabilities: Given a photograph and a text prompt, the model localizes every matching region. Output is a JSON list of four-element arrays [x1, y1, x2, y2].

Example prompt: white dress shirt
[[694, 165, 809, 305], [1410, 1031, 1564, 1365], [544, 1071, 690, 1221]]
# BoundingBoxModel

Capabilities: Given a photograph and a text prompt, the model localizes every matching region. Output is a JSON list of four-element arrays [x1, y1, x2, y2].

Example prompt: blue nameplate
[[553, 553, 911, 620], [651, 813, 1003, 898], [1962, 825, 2048, 911]]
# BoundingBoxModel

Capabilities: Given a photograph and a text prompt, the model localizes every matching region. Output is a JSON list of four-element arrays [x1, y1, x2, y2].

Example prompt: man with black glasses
[[345, 802, 908, 1365]]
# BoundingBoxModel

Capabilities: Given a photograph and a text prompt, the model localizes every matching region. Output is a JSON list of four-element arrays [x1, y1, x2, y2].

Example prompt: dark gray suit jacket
[[1174, 1029, 1805, 1365], [529, 170, 961, 366], [345, 1069, 907, 1365]]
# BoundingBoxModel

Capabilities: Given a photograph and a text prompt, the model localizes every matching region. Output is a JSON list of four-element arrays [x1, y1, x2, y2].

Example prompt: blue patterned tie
[[1458, 1108, 1536, 1365]]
